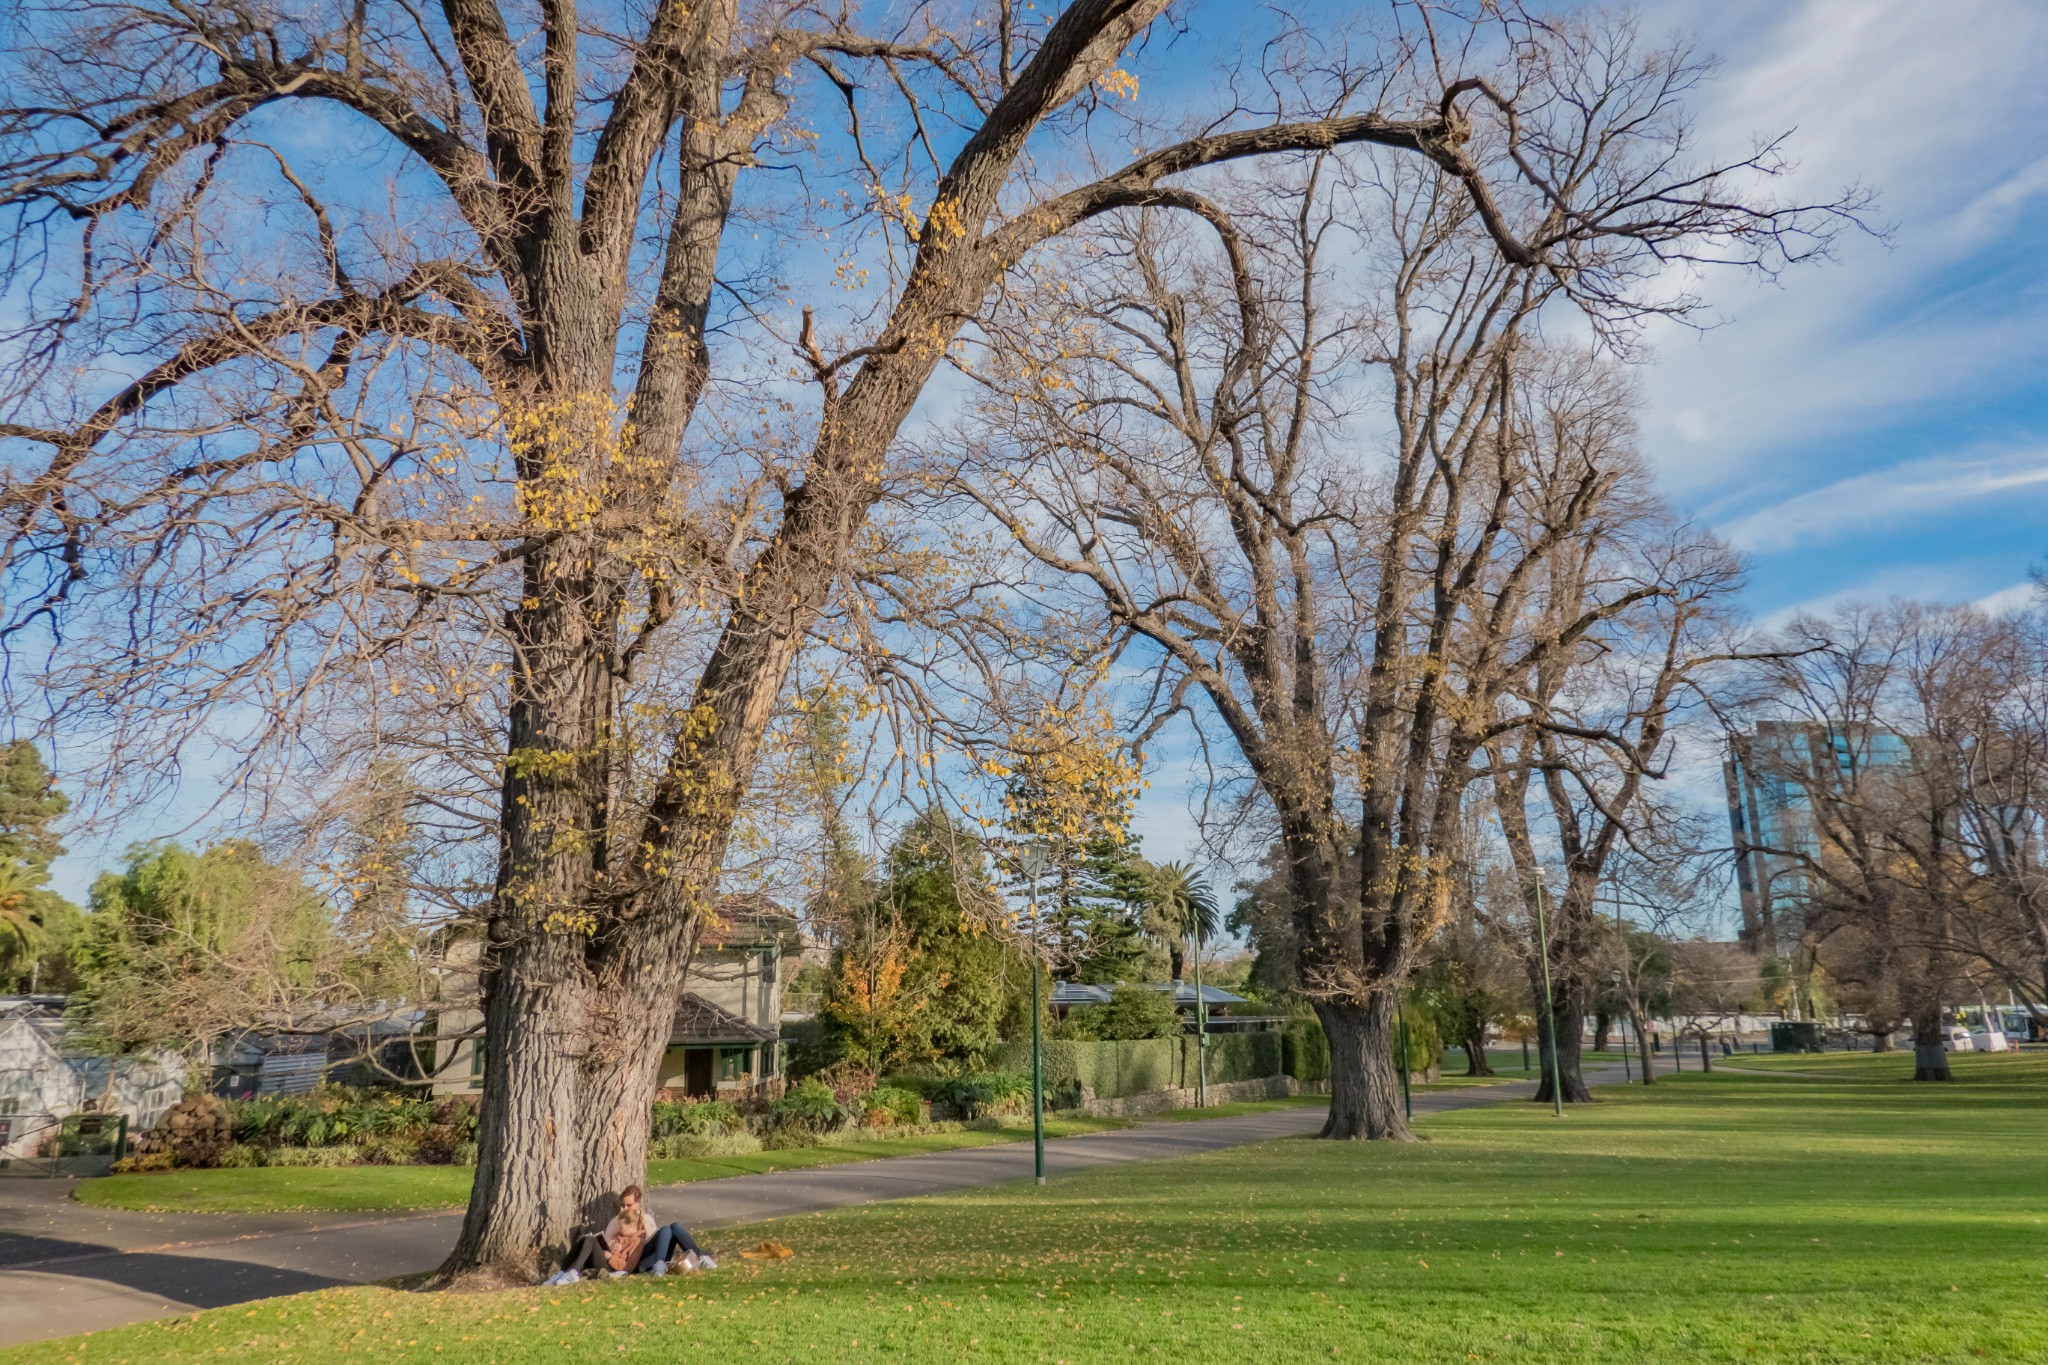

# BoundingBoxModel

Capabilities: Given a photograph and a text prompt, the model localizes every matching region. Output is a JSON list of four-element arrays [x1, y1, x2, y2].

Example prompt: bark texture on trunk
[[1912, 1011, 1952, 1082], [1461, 1029, 1495, 1077], [1696, 1034, 1713, 1072], [1533, 984, 1594, 1105], [1592, 1012, 1611, 1054], [1631, 1011, 1654, 1084], [444, 937, 591, 1280], [573, 927, 693, 1223], [1317, 992, 1412, 1141]]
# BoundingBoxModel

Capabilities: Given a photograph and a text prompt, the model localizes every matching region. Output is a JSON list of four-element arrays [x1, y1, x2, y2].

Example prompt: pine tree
[[0, 742, 81, 990]]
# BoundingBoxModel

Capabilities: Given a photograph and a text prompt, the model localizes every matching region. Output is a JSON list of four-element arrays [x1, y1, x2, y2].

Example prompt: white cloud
[[1716, 445, 2048, 553], [1633, 0, 2048, 500], [1974, 580, 2039, 617]]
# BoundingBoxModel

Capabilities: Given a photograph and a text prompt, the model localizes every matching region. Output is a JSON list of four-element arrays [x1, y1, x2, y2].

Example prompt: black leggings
[[561, 1233, 612, 1274]]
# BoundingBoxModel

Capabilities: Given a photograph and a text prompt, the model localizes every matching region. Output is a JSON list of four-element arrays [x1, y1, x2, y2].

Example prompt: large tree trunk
[[442, 936, 591, 1282], [1630, 1010, 1655, 1084], [1533, 976, 1594, 1104], [1696, 1033, 1713, 1072], [1911, 1010, 1952, 1082], [573, 924, 696, 1221], [441, 534, 622, 1282], [1317, 991, 1411, 1141], [1592, 1011, 1611, 1054], [1461, 1024, 1495, 1077]]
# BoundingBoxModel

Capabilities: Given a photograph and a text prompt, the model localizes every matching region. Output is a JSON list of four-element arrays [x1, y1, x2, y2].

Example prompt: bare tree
[[1738, 604, 1986, 1081], [1483, 364, 1744, 1104], [1666, 937, 1760, 1071], [945, 15, 1855, 1136]]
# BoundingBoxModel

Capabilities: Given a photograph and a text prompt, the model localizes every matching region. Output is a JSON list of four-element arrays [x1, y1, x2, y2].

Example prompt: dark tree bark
[[1630, 1009, 1655, 1084], [1533, 978, 1594, 1105], [1911, 1010, 1953, 1082], [1593, 1011, 1611, 1053], [1318, 992, 1412, 1140], [1462, 1027, 1496, 1077]]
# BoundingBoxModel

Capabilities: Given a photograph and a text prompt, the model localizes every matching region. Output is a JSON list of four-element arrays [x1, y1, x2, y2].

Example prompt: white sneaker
[[696, 1255, 716, 1271], [649, 1260, 668, 1277], [607, 1270, 627, 1279], [546, 1270, 578, 1286]]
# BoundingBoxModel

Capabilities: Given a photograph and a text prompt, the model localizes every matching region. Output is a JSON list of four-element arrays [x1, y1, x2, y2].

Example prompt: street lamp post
[[1612, 970, 1631, 1082], [1533, 869, 1565, 1118], [1191, 923, 1209, 1108], [1020, 846, 1050, 1186], [1395, 995, 1413, 1121]]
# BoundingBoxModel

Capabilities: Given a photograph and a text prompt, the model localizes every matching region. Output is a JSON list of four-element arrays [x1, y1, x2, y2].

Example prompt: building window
[[716, 1047, 750, 1082]]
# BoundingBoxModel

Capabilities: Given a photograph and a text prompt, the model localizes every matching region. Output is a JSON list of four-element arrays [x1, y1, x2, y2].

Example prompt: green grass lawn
[[1717, 1046, 2048, 1080], [72, 1115, 1129, 1214], [23, 1061, 2048, 1364]]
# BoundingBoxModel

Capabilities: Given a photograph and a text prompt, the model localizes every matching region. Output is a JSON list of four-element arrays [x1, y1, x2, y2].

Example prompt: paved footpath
[[0, 1067, 1625, 1349]]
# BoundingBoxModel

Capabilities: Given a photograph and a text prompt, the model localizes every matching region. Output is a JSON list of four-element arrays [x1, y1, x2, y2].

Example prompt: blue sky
[[39, 1, 2048, 906], [1632, 0, 2048, 621]]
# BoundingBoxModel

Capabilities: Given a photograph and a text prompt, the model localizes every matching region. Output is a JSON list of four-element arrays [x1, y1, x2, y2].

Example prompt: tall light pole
[[1612, 970, 1631, 1082], [1191, 919, 1209, 1108], [1533, 869, 1564, 1118], [1394, 995, 1413, 1120], [1019, 845, 1050, 1186], [1608, 884, 1631, 1083]]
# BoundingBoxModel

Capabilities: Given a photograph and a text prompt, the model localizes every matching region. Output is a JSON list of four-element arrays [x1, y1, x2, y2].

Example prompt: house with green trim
[[431, 895, 798, 1099], [654, 895, 795, 1098]]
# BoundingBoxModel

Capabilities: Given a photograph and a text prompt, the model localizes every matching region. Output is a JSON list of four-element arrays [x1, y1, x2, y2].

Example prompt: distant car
[[1969, 1030, 2009, 1053], [1943, 1027, 1975, 1053]]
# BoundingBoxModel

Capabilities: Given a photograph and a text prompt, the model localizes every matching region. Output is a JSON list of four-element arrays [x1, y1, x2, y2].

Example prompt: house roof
[[669, 993, 776, 1046], [698, 892, 799, 950], [1047, 981, 1247, 1008]]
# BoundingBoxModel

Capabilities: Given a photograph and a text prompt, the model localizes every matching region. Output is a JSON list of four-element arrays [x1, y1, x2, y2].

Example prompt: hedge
[[1282, 1016, 1330, 1084], [991, 1032, 1283, 1102]]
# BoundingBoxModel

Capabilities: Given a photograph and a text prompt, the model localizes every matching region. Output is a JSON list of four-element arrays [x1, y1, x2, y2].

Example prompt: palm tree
[[0, 859, 45, 975], [1145, 862, 1219, 982]]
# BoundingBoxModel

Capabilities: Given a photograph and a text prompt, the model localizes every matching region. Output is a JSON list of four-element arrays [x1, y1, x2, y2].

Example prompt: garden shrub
[[267, 1145, 360, 1168], [925, 1071, 1030, 1119], [412, 1123, 464, 1165], [452, 1141, 477, 1166], [109, 1151, 174, 1174], [215, 1144, 267, 1169], [769, 1077, 847, 1133], [864, 1085, 925, 1127], [651, 1099, 743, 1138], [1098, 985, 1181, 1040], [357, 1135, 419, 1166], [650, 1131, 763, 1159]]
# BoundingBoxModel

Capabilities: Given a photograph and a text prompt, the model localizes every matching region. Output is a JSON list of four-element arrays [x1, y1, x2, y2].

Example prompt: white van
[[1943, 1026, 1975, 1053]]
